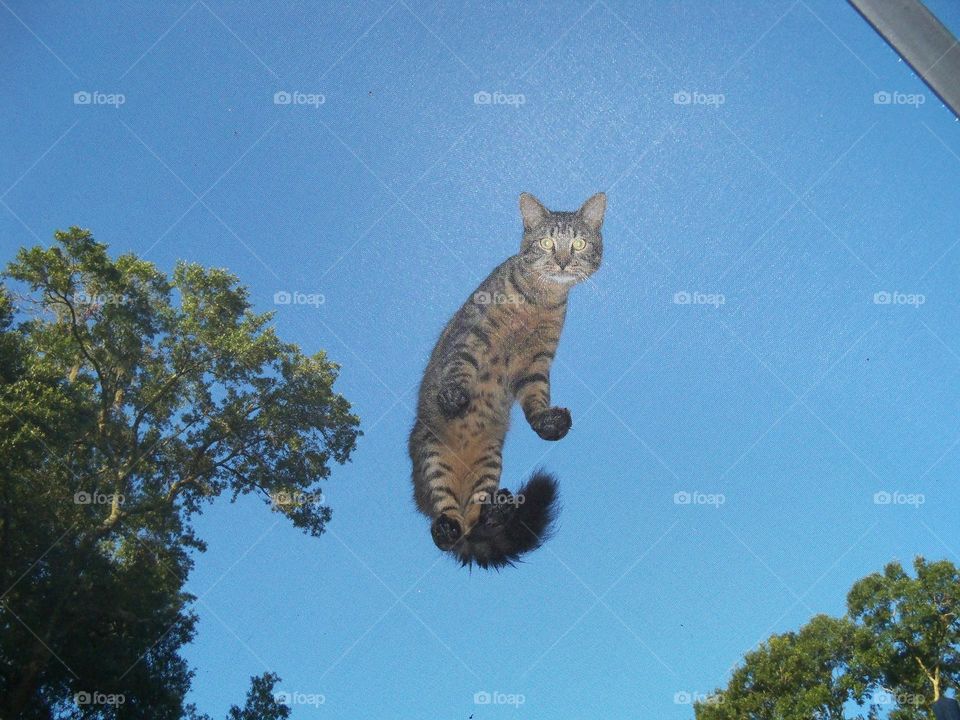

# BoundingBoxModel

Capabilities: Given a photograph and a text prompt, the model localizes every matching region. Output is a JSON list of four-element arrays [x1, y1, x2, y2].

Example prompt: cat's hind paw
[[431, 513, 463, 550]]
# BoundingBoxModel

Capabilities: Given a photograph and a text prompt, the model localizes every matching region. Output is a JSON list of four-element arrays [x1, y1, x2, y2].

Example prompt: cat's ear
[[519, 192, 549, 231], [578, 192, 606, 231]]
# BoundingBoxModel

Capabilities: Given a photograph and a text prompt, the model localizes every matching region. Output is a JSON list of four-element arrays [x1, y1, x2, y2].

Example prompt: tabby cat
[[408, 192, 606, 568]]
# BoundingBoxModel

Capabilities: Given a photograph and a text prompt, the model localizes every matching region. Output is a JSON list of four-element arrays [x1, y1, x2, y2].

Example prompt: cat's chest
[[489, 301, 555, 349]]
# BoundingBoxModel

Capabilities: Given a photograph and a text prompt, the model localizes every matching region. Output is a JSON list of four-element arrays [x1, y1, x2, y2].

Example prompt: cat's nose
[[557, 257, 570, 270]]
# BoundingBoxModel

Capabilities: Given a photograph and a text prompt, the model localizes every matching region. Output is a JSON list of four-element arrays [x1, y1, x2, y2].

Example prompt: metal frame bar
[[849, 0, 960, 119]]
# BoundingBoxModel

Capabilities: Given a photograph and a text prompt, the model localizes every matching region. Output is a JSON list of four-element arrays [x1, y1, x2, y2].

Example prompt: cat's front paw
[[431, 513, 463, 550], [437, 383, 470, 418], [530, 407, 572, 441]]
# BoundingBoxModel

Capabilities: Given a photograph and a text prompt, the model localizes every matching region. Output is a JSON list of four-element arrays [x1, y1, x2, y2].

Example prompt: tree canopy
[[0, 228, 360, 719], [696, 557, 960, 720]]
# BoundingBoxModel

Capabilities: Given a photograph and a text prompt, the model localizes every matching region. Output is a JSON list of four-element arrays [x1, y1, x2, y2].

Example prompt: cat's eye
[[572, 238, 587, 251], [539, 237, 554, 250]]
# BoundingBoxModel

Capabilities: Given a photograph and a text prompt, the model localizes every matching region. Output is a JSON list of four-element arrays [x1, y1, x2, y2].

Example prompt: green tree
[[185, 673, 291, 720], [695, 615, 864, 720], [695, 558, 960, 720], [847, 558, 960, 719], [0, 228, 360, 719], [225, 673, 291, 720]]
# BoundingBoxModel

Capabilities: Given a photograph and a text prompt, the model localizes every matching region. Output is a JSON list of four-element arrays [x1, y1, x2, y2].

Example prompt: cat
[[408, 192, 605, 568]]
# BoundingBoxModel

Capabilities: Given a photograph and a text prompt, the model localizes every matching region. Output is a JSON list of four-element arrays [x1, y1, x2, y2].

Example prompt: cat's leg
[[461, 445, 503, 530], [412, 427, 469, 550], [515, 350, 572, 441], [436, 329, 488, 418], [426, 472, 467, 551]]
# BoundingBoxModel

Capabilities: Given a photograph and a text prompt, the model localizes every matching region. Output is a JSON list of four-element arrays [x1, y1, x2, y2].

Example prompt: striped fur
[[409, 192, 605, 569]]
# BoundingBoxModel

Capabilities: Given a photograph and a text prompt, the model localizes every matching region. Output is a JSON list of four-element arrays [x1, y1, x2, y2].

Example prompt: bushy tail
[[454, 470, 560, 570]]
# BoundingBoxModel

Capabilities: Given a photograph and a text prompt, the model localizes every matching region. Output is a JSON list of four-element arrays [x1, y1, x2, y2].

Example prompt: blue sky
[[4, 1, 960, 717]]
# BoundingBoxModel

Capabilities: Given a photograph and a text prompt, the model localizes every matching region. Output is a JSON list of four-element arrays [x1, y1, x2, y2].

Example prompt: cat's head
[[517, 192, 605, 285]]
